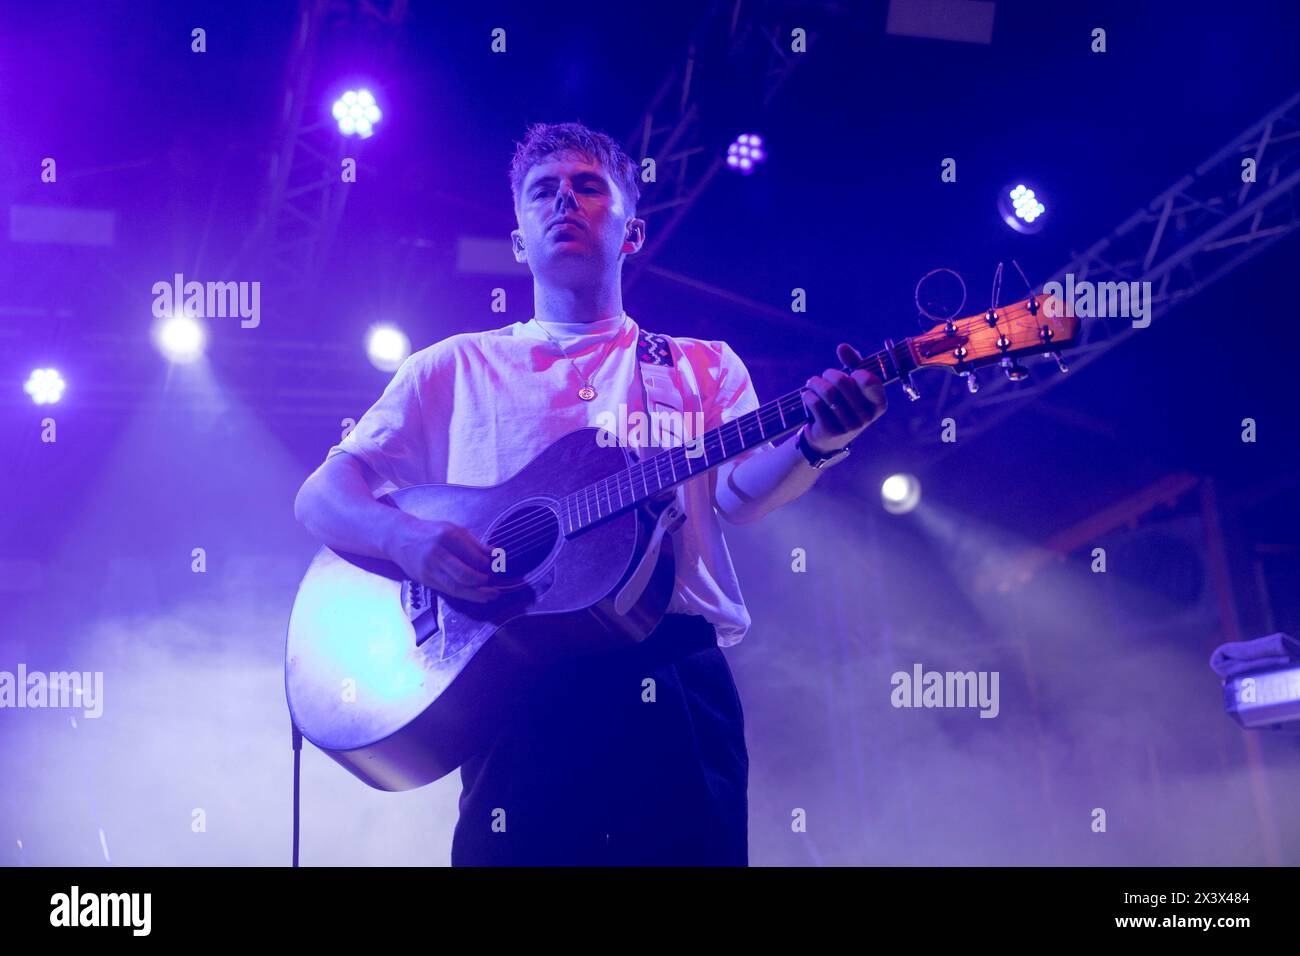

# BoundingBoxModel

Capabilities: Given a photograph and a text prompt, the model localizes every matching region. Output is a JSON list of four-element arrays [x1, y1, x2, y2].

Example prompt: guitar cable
[[291, 718, 303, 867]]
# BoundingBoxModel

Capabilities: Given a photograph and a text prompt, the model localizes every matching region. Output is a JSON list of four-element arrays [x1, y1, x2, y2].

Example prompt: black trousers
[[451, 613, 749, 866]]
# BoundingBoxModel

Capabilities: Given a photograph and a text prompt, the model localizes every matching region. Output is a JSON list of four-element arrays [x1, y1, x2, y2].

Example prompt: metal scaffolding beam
[[913, 86, 1300, 441], [622, 0, 817, 292], [242, 0, 408, 304]]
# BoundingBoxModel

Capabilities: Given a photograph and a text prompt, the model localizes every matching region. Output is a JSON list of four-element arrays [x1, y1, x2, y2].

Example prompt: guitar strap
[[612, 325, 701, 617], [633, 325, 704, 494]]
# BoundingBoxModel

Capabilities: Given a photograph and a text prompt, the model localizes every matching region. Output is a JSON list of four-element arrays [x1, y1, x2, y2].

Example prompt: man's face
[[512, 150, 645, 285]]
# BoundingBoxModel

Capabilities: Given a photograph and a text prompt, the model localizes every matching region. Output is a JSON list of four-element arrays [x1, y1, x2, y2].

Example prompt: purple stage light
[[367, 324, 410, 372], [726, 133, 766, 175], [881, 473, 921, 514], [1010, 185, 1045, 223], [998, 181, 1048, 234], [24, 368, 66, 405], [333, 89, 382, 139], [153, 314, 206, 364]]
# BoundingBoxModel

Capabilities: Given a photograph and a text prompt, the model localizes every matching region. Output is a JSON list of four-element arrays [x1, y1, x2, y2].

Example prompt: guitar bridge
[[402, 579, 432, 615], [401, 580, 441, 647]]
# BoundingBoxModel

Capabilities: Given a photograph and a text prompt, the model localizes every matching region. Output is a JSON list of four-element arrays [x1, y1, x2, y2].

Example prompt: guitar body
[[285, 427, 678, 791]]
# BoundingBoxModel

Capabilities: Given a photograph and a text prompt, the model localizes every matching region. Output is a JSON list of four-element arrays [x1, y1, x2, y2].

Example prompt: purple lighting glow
[[332, 89, 382, 139], [24, 368, 66, 405], [999, 181, 1048, 234], [726, 133, 766, 175], [881, 473, 921, 514], [153, 314, 207, 364], [367, 324, 411, 372]]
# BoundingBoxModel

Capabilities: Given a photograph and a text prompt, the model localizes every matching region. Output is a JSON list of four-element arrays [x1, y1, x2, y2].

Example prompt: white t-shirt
[[325, 311, 774, 645]]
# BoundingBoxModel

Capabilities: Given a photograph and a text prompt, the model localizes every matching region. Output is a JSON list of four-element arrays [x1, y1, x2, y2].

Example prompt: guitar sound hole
[[487, 505, 559, 582]]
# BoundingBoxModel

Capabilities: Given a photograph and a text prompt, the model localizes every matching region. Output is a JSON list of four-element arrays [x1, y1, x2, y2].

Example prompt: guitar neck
[[560, 339, 915, 534]]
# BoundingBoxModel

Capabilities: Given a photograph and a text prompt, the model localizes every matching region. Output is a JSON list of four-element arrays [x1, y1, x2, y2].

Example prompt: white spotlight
[[24, 368, 66, 405], [881, 473, 921, 515], [154, 314, 207, 364], [998, 181, 1048, 234], [332, 89, 382, 139], [367, 325, 410, 372]]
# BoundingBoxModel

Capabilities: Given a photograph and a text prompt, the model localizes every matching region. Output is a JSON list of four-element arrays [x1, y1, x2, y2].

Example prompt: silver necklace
[[534, 313, 626, 401]]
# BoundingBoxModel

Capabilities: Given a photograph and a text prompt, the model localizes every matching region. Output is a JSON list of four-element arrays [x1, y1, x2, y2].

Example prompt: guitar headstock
[[905, 293, 1079, 378]]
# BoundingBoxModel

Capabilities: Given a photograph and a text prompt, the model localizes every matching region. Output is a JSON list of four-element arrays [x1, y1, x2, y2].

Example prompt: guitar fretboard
[[560, 341, 911, 534]]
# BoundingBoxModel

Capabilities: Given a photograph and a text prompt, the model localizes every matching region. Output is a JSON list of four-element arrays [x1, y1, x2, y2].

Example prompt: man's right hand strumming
[[294, 451, 500, 604], [383, 514, 501, 604]]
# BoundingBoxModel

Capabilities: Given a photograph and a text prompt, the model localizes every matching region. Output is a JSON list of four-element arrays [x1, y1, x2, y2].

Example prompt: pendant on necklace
[[578, 385, 597, 401]]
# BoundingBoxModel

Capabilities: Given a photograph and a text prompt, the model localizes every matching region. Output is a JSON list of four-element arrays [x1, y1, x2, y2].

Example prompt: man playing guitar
[[293, 121, 887, 866]]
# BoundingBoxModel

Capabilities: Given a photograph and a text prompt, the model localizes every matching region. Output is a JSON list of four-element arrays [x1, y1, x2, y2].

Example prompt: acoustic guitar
[[286, 294, 1078, 789]]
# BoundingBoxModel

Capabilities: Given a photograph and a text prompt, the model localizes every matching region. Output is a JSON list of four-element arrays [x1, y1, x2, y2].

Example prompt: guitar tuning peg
[[1001, 356, 1030, 382], [1051, 351, 1069, 373]]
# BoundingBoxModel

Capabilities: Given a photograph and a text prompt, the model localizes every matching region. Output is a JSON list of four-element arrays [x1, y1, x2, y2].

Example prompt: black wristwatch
[[794, 424, 853, 470]]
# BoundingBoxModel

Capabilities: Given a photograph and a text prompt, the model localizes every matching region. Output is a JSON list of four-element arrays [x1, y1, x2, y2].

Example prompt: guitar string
[[479, 314, 1064, 552], [480, 378, 873, 553], [496, 306, 1055, 522], [483, 391, 810, 548], [473, 308, 1065, 552], [480, 312, 1066, 554]]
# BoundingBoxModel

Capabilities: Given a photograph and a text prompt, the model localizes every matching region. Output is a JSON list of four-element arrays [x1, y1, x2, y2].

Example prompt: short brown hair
[[509, 121, 641, 217]]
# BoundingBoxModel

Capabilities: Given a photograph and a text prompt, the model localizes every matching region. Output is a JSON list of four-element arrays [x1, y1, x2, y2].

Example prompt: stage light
[[998, 182, 1048, 234], [153, 314, 206, 364], [367, 325, 410, 372], [332, 89, 382, 139], [24, 368, 65, 405], [881, 473, 921, 515], [726, 134, 766, 175], [1010, 185, 1045, 222]]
